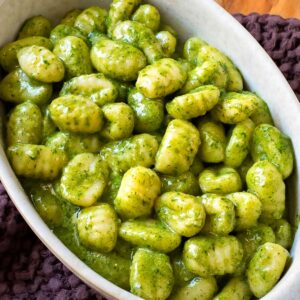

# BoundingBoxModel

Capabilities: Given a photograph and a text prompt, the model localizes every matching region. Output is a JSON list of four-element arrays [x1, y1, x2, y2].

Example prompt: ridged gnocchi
[[1, 3, 295, 299]]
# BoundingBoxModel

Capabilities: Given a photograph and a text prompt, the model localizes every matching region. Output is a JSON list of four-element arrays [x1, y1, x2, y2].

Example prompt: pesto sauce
[[25, 179, 131, 289]]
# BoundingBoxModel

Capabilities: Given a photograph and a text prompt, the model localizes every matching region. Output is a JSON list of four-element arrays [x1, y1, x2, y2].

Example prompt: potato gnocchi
[[0, 1, 295, 299]]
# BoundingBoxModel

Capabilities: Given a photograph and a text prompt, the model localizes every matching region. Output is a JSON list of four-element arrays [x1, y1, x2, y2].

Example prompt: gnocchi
[[60, 153, 108, 207], [7, 101, 43, 146], [0, 3, 295, 299], [132, 4, 161, 32], [53, 36, 92, 79], [183, 235, 244, 277], [115, 166, 161, 219], [17, 16, 52, 39], [155, 119, 200, 175], [155, 191, 206, 237], [199, 166, 242, 194], [49, 95, 104, 134], [112, 20, 165, 63], [130, 248, 174, 300], [247, 243, 289, 298], [90, 36, 147, 81], [119, 219, 181, 253], [17, 45, 65, 83]]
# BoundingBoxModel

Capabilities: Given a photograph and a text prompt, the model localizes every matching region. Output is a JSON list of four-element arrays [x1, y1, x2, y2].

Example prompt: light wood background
[[217, 0, 300, 19]]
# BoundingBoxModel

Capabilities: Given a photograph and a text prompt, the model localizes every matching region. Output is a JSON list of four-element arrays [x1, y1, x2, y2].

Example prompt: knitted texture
[[0, 13, 299, 300], [235, 13, 300, 100]]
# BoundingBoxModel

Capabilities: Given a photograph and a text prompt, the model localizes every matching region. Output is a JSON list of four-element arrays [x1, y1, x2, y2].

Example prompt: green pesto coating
[[177, 58, 193, 73], [100, 133, 158, 173], [60, 9, 82, 26], [181, 61, 228, 93], [167, 85, 220, 120], [54, 222, 131, 290], [197, 118, 226, 163], [162, 114, 175, 130], [0, 36, 53, 72], [237, 224, 276, 274], [246, 93, 273, 125], [1, 5, 296, 297], [53, 36, 92, 79], [49, 95, 103, 134], [246, 243, 289, 298], [238, 155, 253, 184], [251, 124, 294, 179], [119, 219, 181, 253], [155, 119, 200, 175], [171, 277, 218, 300], [60, 153, 108, 207], [17, 45, 65, 83], [160, 171, 200, 196], [224, 118, 255, 168], [77, 204, 118, 252], [227, 192, 262, 231], [155, 191, 206, 237], [156, 31, 177, 57], [112, 20, 165, 63], [213, 277, 252, 300], [115, 166, 161, 219], [60, 73, 118, 107], [262, 219, 293, 249], [87, 31, 107, 47], [199, 166, 242, 194], [200, 193, 235, 235], [74, 7, 107, 36], [27, 182, 63, 227], [45, 131, 102, 158], [110, 79, 132, 101], [183, 37, 207, 66], [183, 235, 243, 277], [7, 144, 67, 180], [41, 106, 57, 141], [127, 88, 164, 133], [101, 103, 134, 140], [211, 92, 258, 124], [114, 238, 134, 260], [130, 248, 174, 300], [136, 58, 187, 98], [17, 16, 52, 39], [7, 101, 42, 146], [171, 252, 195, 287], [106, 0, 142, 37], [132, 4, 160, 32], [190, 156, 204, 177], [90, 37, 147, 81], [101, 172, 123, 206], [246, 161, 285, 220], [50, 24, 87, 45], [197, 43, 243, 92], [0, 68, 52, 105]]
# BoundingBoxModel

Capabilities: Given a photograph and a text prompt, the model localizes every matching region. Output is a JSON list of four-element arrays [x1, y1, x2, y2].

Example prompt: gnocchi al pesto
[[0, 1, 295, 299]]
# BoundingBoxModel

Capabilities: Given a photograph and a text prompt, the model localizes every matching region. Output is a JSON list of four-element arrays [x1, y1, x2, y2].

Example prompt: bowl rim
[[0, 0, 300, 299]]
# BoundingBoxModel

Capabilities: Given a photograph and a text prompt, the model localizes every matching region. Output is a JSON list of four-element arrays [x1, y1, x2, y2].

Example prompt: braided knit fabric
[[235, 13, 300, 100], [0, 13, 299, 300]]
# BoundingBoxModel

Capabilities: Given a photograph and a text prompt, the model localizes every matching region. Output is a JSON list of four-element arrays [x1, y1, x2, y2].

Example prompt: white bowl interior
[[0, 0, 300, 299]]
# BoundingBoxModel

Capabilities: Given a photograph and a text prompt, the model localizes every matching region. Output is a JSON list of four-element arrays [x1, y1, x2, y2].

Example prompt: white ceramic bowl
[[0, 0, 300, 299]]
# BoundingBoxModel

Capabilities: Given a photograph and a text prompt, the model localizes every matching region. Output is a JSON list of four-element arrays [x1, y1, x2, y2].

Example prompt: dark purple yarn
[[235, 13, 300, 100], [0, 14, 299, 300]]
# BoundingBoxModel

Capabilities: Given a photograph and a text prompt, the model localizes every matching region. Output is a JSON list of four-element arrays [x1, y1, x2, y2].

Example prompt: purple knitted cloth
[[0, 13, 299, 300]]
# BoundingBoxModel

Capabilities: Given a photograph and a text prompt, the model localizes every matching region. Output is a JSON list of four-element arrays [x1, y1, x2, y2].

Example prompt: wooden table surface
[[217, 0, 300, 19]]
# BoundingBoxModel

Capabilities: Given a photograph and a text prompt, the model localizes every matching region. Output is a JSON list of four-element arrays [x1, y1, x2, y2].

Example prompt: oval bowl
[[0, 0, 300, 299]]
